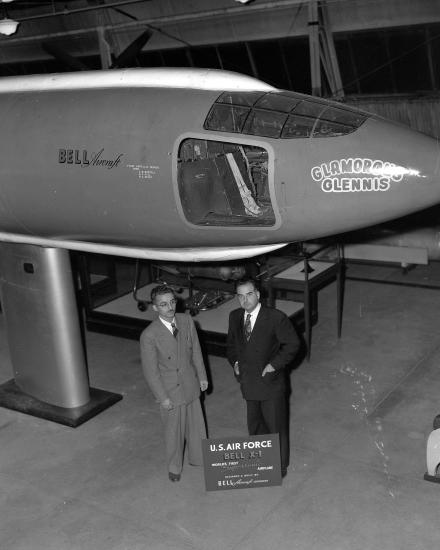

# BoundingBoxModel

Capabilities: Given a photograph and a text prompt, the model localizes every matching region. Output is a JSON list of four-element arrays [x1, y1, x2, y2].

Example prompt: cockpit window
[[205, 104, 249, 133], [293, 101, 327, 119], [204, 91, 368, 138], [312, 119, 354, 138], [319, 106, 366, 127], [217, 91, 263, 107], [177, 138, 275, 227], [255, 93, 300, 112], [282, 115, 316, 138], [243, 109, 287, 138]]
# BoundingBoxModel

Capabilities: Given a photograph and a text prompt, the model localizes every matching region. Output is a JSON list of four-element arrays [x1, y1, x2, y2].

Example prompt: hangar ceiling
[[0, 0, 439, 98]]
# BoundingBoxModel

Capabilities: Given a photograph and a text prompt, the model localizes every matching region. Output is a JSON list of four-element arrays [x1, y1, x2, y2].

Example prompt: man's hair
[[150, 284, 176, 303], [235, 277, 259, 293]]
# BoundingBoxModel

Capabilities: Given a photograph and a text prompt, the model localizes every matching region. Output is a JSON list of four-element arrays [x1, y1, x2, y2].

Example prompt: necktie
[[171, 322, 178, 338], [244, 313, 252, 341]]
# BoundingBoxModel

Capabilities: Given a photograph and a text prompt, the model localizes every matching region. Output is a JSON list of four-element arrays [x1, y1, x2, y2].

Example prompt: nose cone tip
[[359, 117, 440, 213], [305, 118, 440, 240]]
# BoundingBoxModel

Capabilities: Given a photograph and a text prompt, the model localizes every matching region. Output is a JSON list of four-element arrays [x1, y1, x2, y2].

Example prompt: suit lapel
[[237, 310, 246, 345], [174, 315, 182, 358], [247, 306, 267, 343], [155, 318, 178, 349]]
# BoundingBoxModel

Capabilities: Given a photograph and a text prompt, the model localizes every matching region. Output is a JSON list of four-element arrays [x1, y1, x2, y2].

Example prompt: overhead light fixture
[[0, 17, 18, 35], [235, 0, 255, 3], [0, 0, 18, 36]]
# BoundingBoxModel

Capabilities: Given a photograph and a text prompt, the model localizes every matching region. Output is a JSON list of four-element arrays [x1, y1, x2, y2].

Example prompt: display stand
[[0, 244, 122, 426]]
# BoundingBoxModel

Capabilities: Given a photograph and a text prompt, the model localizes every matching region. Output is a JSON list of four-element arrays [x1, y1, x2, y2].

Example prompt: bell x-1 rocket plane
[[0, 67, 438, 262], [0, 67, 439, 424]]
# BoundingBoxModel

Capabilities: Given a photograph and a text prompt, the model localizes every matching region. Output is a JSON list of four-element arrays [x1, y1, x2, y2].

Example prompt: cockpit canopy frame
[[204, 90, 368, 139]]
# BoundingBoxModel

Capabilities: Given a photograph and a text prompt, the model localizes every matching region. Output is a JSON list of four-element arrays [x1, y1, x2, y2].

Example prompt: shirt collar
[[159, 317, 176, 329], [244, 302, 261, 320]]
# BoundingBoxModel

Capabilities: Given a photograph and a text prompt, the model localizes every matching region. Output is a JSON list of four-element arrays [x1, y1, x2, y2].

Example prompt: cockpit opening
[[177, 138, 275, 227]]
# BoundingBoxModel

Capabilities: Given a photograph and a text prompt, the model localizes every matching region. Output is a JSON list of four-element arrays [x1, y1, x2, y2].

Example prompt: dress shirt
[[243, 302, 261, 332], [160, 317, 176, 335]]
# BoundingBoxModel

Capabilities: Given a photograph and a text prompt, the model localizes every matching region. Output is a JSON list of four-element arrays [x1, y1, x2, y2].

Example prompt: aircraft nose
[[302, 117, 440, 240], [364, 117, 440, 210]]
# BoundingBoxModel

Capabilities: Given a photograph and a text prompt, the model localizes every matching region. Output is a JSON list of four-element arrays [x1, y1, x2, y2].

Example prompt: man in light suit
[[140, 285, 208, 482], [227, 278, 300, 478]]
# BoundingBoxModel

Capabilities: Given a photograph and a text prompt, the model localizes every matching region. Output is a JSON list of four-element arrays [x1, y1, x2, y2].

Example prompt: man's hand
[[161, 398, 174, 410], [200, 380, 208, 392], [233, 361, 240, 376], [262, 364, 275, 376]]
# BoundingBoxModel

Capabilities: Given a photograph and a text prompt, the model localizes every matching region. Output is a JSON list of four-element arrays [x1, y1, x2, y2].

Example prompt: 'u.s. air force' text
[[210, 440, 272, 460]]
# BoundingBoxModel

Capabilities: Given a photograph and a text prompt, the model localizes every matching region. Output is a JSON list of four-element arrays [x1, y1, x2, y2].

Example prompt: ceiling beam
[[2, 0, 331, 46], [41, 41, 89, 70], [12, 0, 152, 22], [2, 0, 439, 49]]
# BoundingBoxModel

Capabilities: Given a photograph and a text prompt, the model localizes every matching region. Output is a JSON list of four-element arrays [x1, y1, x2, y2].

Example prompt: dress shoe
[[168, 472, 181, 482], [281, 468, 287, 478]]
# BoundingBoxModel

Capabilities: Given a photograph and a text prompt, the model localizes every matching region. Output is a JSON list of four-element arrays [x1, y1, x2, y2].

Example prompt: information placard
[[202, 434, 281, 491]]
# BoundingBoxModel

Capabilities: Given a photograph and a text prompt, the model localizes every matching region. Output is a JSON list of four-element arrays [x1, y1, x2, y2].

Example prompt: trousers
[[246, 397, 289, 471], [160, 398, 206, 474]]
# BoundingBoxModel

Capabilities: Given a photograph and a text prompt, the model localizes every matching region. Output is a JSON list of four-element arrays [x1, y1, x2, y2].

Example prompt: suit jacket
[[227, 305, 300, 400], [140, 313, 207, 406]]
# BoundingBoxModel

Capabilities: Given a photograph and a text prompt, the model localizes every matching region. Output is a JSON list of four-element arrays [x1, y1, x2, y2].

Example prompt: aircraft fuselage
[[0, 68, 438, 260]]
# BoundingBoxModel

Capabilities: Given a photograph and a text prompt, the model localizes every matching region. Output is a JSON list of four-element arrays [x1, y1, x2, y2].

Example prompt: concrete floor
[[1, 267, 440, 550]]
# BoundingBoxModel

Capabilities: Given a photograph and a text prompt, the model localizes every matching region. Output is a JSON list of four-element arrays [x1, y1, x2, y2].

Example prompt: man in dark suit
[[140, 285, 208, 482], [227, 278, 300, 478]]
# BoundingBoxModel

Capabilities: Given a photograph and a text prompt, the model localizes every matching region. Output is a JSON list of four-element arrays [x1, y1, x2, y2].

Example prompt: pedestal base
[[0, 379, 122, 427]]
